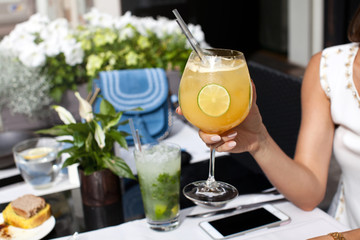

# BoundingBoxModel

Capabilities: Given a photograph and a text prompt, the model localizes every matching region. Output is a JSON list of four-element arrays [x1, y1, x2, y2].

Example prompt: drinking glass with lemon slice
[[179, 48, 252, 207], [13, 137, 62, 189]]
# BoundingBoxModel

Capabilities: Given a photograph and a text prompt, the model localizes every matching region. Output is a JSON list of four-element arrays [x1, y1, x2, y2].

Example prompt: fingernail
[[228, 141, 236, 148], [210, 135, 221, 142], [227, 132, 237, 138]]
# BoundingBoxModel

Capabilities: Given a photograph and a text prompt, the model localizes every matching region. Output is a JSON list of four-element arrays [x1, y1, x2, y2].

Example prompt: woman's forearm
[[250, 124, 325, 210]]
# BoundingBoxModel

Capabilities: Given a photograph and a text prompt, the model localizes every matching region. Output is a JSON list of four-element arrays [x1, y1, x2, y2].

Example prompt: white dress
[[320, 42, 360, 228]]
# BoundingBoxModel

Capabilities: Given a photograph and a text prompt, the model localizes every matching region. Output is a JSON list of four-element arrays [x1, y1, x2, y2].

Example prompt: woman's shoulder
[[322, 42, 359, 56], [319, 42, 359, 71], [305, 43, 358, 68], [318, 42, 359, 98]]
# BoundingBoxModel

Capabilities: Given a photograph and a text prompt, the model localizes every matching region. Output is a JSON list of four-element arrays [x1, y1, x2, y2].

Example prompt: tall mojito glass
[[134, 142, 181, 231]]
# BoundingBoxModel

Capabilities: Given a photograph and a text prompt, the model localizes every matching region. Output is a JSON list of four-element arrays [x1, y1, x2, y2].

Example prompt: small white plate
[[0, 213, 55, 240]]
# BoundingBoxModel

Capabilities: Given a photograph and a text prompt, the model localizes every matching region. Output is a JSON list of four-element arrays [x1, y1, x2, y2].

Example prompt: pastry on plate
[[2, 194, 51, 229]]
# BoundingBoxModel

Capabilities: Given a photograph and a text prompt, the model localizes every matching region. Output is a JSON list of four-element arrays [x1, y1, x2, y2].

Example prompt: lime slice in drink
[[155, 204, 167, 218], [171, 205, 179, 215], [197, 84, 230, 117], [23, 147, 53, 160]]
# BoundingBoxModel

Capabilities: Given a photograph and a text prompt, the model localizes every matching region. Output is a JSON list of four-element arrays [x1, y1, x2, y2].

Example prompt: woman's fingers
[[176, 107, 182, 115], [199, 130, 237, 143], [199, 130, 238, 152], [199, 131, 221, 144], [178, 107, 237, 151], [215, 141, 237, 152], [222, 131, 237, 141]]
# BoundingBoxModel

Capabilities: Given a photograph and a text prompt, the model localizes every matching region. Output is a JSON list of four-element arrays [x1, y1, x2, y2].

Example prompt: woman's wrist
[[248, 123, 270, 156], [328, 232, 346, 240], [341, 229, 360, 240]]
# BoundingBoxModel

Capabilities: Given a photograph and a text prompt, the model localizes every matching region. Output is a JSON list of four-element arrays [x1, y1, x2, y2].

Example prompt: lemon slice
[[197, 84, 230, 117], [23, 147, 53, 160]]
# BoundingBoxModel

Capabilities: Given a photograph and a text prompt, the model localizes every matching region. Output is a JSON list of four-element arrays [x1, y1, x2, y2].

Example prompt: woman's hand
[[177, 82, 267, 154]]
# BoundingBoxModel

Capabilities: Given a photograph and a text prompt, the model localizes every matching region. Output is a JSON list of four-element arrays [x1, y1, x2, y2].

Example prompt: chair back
[[249, 61, 302, 157], [230, 61, 302, 179]]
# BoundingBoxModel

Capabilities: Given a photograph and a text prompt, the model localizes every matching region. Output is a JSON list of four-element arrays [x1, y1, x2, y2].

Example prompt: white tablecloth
[[53, 194, 349, 240]]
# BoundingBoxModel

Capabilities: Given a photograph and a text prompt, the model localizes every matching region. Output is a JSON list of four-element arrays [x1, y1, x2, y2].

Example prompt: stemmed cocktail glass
[[179, 48, 252, 207], [172, 9, 252, 207]]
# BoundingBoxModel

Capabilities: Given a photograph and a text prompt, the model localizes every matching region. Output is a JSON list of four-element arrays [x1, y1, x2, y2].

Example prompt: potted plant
[[37, 91, 135, 206]]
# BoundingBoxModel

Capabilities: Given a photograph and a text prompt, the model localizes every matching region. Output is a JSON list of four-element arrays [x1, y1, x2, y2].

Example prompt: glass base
[[183, 180, 238, 208], [147, 216, 179, 231]]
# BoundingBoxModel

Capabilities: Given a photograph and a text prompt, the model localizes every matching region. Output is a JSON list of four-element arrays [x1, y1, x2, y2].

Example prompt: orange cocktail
[[180, 49, 252, 207], [179, 49, 252, 134]]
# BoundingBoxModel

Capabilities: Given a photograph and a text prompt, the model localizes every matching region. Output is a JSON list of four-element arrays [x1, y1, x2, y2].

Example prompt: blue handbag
[[93, 68, 172, 145]]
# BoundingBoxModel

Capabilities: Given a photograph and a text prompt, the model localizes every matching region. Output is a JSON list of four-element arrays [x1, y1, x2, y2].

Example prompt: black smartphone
[[199, 204, 291, 239]]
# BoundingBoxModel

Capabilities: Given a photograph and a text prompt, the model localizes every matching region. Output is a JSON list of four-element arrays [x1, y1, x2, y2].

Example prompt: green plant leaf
[[107, 129, 128, 150], [58, 139, 73, 144], [103, 155, 135, 180], [62, 156, 80, 168], [50, 87, 63, 103], [36, 125, 72, 136], [73, 131, 85, 148], [85, 132, 93, 152], [83, 166, 98, 176], [100, 98, 116, 115], [119, 120, 129, 126], [118, 131, 130, 137], [67, 122, 91, 134], [58, 146, 76, 155], [104, 111, 123, 130]]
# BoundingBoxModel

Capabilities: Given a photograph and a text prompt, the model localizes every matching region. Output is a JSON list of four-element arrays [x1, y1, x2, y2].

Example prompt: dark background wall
[[121, 0, 287, 58], [122, 0, 360, 57], [324, 0, 360, 47]]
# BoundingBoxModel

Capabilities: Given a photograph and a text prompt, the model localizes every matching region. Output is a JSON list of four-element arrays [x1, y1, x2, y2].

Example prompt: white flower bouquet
[[0, 8, 207, 106]]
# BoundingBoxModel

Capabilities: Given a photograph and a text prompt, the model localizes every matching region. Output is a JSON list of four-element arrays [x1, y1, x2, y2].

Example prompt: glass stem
[[206, 147, 216, 188]]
